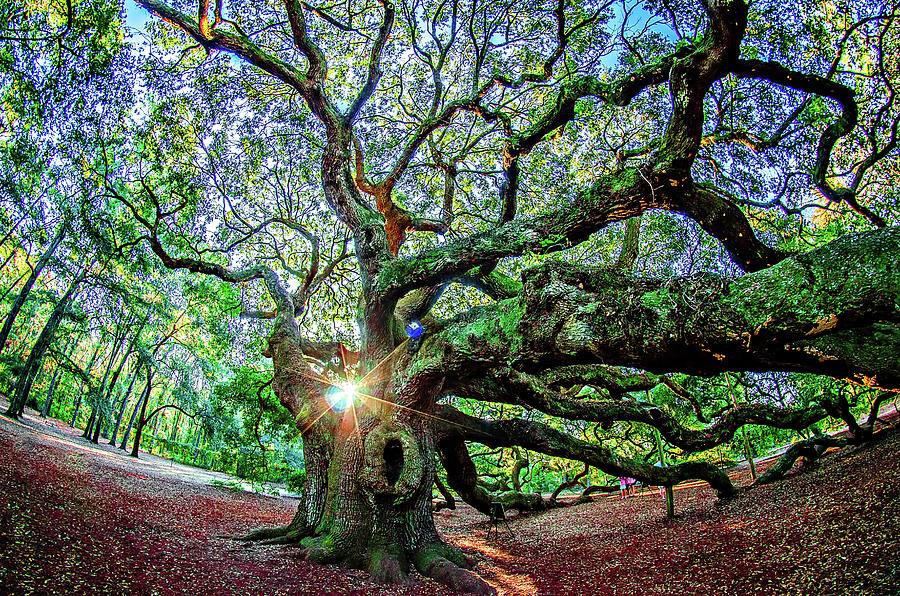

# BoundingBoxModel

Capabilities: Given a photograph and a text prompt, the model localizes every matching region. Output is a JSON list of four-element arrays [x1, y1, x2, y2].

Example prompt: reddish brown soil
[[1, 409, 899, 595]]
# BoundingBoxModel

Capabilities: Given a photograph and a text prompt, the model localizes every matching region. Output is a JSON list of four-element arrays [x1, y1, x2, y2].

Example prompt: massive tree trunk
[[249, 322, 495, 594]]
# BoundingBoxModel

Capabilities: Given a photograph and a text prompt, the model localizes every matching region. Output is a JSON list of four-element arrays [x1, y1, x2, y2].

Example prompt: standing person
[[618, 476, 628, 499], [626, 477, 636, 497]]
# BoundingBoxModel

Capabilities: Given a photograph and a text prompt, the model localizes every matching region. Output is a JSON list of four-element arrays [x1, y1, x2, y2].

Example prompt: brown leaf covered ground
[[1, 407, 899, 595]]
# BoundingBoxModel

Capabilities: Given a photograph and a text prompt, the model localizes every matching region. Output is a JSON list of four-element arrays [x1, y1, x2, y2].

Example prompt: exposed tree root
[[368, 546, 411, 585], [295, 535, 343, 564], [755, 435, 850, 485], [235, 509, 311, 545], [412, 542, 496, 596], [237, 525, 496, 594], [236, 525, 291, 542]]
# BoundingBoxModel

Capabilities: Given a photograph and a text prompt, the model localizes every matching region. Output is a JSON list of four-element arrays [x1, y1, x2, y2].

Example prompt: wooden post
[[743, 429, 757, 480], [665, 486, 674, 518], [653, 426, 674, 519]]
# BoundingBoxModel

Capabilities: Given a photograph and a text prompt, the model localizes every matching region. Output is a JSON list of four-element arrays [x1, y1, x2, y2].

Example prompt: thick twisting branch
[[375, 0, 791, 298], [346, 0, 395, 122], [731, 59, 884, 226], [435, 405, 735, 498], [424, 227, 900, 389], [655, 0, 747, 175], [137, 0, 342, 128], [538, 364, 669, 395], [452, 367, 828, 453], [675, 185, 789, 271]]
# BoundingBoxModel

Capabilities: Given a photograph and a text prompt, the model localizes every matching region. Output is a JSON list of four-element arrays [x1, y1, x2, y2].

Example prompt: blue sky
[[124, 0, 150, 33]]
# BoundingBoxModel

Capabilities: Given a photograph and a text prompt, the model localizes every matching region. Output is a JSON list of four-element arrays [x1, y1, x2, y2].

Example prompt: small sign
[[406, 321, 424, 338]]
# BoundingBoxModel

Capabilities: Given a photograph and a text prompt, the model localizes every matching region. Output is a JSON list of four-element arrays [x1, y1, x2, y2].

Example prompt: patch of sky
[[600, 1, 678, 69], [124, 0, 151, 33]]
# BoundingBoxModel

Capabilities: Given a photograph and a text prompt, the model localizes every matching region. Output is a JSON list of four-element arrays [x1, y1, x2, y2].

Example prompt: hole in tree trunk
[[383, 439, 404, 486]]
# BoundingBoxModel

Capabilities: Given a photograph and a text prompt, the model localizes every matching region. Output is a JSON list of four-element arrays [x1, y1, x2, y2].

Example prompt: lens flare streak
[[325, 383, 358, 412], [294, 339, 469, 434]]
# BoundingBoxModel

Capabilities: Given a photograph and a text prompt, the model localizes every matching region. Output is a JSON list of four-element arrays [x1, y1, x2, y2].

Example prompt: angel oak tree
[[123, 0, 899, 592]]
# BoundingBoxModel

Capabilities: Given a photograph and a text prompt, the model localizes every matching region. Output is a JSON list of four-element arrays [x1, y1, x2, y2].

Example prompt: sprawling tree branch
[[376, 166, 655, 299], [361, 33, 697, 258], [437, 435, 554, 515], [435, 405, 735, 497], [731, 59, 885, 226], [534, 365, 709, 421], [377, 157, 784, 301], [105, 178, 338, 434], [422, 227, 900, 389], [137, 0, 341, 128], [654, 0, 747, 175], [136, 0, 381, 246], [451, 367, 827, 453], [283, 0, 328, 83], [754, 433, 850, 485], [756, 391, 896, 484], [612, 216, 641, 272], [346, 0, 395, 122], [676, 185, 789, 270]]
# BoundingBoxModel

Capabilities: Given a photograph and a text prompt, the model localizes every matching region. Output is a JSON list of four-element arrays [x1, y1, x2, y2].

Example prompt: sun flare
[[326, 382, 358, 412]]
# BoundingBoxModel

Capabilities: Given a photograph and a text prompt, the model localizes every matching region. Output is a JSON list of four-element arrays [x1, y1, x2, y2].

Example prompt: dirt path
[[0, 410, 299, 497], [2, 409, 899, 595]]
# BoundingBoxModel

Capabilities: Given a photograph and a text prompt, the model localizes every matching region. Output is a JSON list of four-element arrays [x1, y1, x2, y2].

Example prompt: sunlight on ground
[[482, 564, 539, 596], [454, 536, 519, 564], [5, 417, 122, 461], [453, 535, 539, 596]]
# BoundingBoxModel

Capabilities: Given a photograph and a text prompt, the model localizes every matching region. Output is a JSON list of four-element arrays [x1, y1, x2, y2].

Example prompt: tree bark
[[433, 227, 900, 390], [90, 407, 104, 443], [191, 423, 202, 462], [83, 407, 96, 439], [40, 334, 79, 417], [0, 198, 38, 252], [119, 384, 142, 450], [612, 216, 641, 272], [4, 277, 78, 418], [0, 270, 27, 304], [70, 341, 103, 427], [0, 246, 17, 276], [84, 320, 132, 442], [109, 362, 141, 445], [240, 325, 495, 594], [40, 365, 62, 417], [0, 224, 65, 354], [105, 312, 150, 442], [130, 371, 154, 458]]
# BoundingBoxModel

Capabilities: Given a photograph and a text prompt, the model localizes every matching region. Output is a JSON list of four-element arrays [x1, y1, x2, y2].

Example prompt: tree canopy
[[1, 0, 898, 592]]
